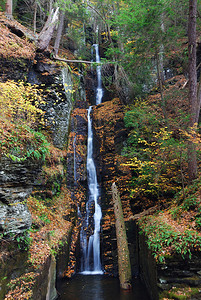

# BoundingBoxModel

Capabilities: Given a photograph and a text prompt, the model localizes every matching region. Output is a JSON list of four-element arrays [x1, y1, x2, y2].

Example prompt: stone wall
[[29, 55, 74, 149], [0, 157, 41, 237], [0, 53, 77, 299], [138, 230, 201, 300], [138, 231, 159, 300]]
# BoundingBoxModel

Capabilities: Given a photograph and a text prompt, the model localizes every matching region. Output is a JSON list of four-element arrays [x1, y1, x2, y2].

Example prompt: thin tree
[[33, 1, 37, 34], [37, 6, 59, 51], [188, 0, 198, 182], [6, 0, 12, 18], [54, 9, 65, 57]]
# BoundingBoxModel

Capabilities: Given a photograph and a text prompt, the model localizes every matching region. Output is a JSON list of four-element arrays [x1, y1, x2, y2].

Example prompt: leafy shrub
[[123, 102, 186, 200], [195, 217, 201, 230], [138, 214, 201, 263], [0, 80, 49, 161]]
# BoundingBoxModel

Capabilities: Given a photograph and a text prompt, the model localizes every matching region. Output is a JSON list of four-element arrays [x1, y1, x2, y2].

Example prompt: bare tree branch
[[53, 55, 101, 64]]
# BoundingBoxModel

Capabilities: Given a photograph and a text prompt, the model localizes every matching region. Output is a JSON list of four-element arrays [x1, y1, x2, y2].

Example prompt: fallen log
[[111, 182, 132, 290], [129, 205, 159, 221], [53, 55, 101, 65]]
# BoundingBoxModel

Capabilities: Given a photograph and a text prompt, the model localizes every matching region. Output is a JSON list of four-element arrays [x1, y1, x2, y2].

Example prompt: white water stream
[[80, 44, 103, 274]]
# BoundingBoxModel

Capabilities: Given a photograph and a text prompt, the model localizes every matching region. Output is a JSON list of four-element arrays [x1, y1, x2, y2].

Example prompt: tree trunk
[[6, 0, 12, 18], [188, 0, 197, 182], [49, 0, 53, 14], [33, 1, 37, 34], [54, 10, 65, 57], [111, 182, 132, 290], [37, 7, 59, 52], [196, 74, 201, 123], [156, 51, 167, 122], [86, 2, 112, 44], [159, 12, 165, 85]]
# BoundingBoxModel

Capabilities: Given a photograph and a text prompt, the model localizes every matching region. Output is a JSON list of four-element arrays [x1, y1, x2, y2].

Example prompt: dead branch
[[129, 205, 159, 221], [53, 55, 102, 65]]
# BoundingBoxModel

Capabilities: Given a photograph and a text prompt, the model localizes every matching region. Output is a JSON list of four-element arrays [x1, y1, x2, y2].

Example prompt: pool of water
[[57, 274, 150, 300]]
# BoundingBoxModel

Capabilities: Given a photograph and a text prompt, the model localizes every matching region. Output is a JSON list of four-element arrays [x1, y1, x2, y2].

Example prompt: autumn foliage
[[125, 76, 201, 263], [123, 75, 201, 207], [0, 12, 35, 59], [0, 80, 49, 161]]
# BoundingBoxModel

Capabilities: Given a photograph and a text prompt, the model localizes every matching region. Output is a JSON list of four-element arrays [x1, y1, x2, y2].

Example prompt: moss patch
[[160, 286, 201, 300]]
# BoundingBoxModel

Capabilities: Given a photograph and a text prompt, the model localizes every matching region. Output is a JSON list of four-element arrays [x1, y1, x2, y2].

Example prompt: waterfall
[[80, 44, 103, 275], [94, 44, 103, 105]]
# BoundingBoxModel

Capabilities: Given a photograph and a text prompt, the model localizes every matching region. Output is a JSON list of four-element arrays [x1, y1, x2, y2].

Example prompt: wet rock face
[[92, 98, 133, 275], [28, 57, 74, 150], [93, 98, 132, 211], [139, 232, 201, 300], [53, 68, 73, 149], [66, 102, 88, 199], [85, 67, 116, 106], [0, 55, 73, 237], [67, 109, 88, 186], [157, 256, 201, 288], [65, 78, 88, 273], [0, 157, 41, 236]]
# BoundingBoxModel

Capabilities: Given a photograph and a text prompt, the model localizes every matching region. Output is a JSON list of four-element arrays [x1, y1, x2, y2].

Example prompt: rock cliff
[[0, 157, 41, 237], [0, 16, 78, 297]]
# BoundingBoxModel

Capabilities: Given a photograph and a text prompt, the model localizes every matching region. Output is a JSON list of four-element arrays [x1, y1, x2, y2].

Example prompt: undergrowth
[[125, 76, 201, 263], [0, 80, 49, 162], [123, 77, 199, 207], [160, 286, 200, 300], [138, 214, 201, 263]]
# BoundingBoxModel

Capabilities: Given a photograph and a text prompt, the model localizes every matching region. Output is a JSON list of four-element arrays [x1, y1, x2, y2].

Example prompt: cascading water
[[94, 44, 103, 105], [80, 44, 103, 275], [58, 44, 150, 300]]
